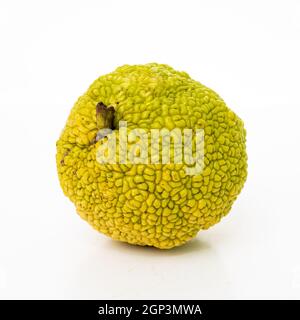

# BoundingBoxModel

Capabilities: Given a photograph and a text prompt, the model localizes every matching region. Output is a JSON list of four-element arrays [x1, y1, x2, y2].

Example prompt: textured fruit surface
[[56, 63, 247, 249]]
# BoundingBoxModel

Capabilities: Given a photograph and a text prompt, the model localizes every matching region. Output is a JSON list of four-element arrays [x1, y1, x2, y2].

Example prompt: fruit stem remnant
[[95, 102, 115, 141], [96, 102, 115, 130]]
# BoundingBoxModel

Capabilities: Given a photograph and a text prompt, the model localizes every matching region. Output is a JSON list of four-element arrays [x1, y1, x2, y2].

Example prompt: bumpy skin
[[56, 63, 247, 249]]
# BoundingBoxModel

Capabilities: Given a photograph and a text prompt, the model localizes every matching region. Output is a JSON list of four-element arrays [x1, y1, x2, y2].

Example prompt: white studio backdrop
[[0, 0, 300, 299]]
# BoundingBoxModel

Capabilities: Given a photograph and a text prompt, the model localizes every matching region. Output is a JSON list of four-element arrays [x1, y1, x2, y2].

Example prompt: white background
[[0, 0, 300, 299]]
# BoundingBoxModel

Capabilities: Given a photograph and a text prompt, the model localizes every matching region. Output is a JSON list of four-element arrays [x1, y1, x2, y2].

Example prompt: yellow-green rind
[[56, 63, 247, 249]]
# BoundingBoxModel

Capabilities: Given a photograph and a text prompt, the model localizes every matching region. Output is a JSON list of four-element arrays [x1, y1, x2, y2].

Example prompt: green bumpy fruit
[[56, 63, 247, 249]]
